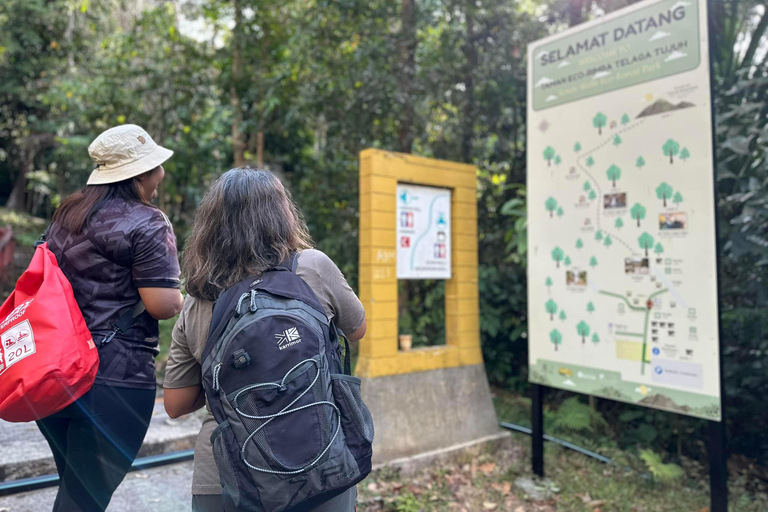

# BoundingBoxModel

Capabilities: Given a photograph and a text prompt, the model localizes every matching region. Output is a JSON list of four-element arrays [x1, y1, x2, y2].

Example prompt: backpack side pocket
[[331, 374, 374, 471]]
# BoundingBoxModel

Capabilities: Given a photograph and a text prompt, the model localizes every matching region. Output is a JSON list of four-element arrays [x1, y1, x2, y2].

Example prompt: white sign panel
[[396, 184, 452, 280], [527, 0, 721, 420]]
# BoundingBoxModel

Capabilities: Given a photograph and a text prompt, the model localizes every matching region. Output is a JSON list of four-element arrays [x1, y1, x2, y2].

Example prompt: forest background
[[1, 0, 767, 484]]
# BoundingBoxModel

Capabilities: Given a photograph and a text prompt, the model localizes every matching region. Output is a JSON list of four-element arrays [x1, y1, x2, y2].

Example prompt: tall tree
[[230, 0, 246, 167], [398, 0, 416, 153]]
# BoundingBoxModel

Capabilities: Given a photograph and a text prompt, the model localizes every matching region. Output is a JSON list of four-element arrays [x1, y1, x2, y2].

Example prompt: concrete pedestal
[[360, 363, 505, 467]]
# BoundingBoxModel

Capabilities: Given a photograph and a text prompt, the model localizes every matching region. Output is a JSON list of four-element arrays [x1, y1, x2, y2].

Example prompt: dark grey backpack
[[201, 254, 373, 512], [202, 255, 373, 512]]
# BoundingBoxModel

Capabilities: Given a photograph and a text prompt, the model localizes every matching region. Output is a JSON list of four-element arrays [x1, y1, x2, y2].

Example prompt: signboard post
[[526, 0, 725, 508]]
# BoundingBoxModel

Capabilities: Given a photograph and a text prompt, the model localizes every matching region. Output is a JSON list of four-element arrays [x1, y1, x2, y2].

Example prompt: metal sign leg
[[708, 420, 728, 511], [531, 384, 545, 477]]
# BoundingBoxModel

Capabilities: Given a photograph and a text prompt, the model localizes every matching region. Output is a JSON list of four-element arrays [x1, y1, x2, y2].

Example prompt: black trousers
[[36, 384, 155, 512]]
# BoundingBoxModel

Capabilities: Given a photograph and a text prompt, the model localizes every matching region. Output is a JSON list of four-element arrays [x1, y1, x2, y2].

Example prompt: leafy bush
[[640, 449, 684, 484]]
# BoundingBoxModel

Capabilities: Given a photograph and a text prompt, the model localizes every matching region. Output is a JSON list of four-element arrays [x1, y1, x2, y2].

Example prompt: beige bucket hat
[[87, 124, 173, 185]]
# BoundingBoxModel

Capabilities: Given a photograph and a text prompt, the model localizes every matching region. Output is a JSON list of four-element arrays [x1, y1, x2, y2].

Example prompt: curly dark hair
[[183, 168, 313, 301]]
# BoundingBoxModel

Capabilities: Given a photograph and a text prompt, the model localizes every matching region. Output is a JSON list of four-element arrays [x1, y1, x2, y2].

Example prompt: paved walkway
[[0, 461, 195, 512], [0, 398, 203, 481]]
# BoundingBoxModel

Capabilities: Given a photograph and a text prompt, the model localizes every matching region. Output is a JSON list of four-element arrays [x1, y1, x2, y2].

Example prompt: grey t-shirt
[[163, 249, 365, 495]]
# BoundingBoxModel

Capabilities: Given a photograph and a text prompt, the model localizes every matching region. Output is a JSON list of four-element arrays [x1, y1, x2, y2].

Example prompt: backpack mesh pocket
[[211, 421, 240, 507], [331, 374, 374, 461]]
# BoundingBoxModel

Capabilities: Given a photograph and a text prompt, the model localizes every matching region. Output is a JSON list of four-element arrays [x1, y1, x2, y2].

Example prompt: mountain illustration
[[636, 98, 695, 118], [638, 393, 691, 413]]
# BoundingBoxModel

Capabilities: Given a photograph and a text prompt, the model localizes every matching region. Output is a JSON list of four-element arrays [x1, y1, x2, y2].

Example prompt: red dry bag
[[0, 242, 97, 422]]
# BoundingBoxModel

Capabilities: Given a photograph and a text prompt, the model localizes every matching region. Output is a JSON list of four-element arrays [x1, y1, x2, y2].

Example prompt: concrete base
[[360, 363, 502, 466]]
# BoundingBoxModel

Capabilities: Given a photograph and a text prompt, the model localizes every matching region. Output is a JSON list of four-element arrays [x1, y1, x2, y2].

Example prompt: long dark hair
[[52, 175, 151, 235], [183, 168, 313, 301]]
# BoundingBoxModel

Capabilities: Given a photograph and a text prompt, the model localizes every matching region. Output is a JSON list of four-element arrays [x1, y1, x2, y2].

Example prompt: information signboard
[[396, 184, 452, 280], [527, 0, 721, 420]]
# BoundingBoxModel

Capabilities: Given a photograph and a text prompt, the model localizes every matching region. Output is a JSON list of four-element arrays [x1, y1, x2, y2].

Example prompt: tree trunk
[[461, 1, 477, 163], [230, 0, 246, 168], [256, 131, 264, 167], [5, 134, 55, 211], [397, 0, 416, 154], [669, 153, 673, 164], [568, 0, 587, 27]]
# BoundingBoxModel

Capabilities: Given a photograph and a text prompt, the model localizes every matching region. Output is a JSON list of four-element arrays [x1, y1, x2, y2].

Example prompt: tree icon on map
[[636, 156, 646, 169], [631, 203, 646, 227], [604, 235, 613, 247], [662, 139, 681, 164], [613, 134, 622, 148], [592, 333, 601, 344], [577, 321, 591, 344], [595, 230, 603, 241], [655, 242, 665, 255], [546, 277, 553, 289], [574, 142, 582, 152], [673, 192, 683, 206], [586, 156, 595, 168], [544, 146, 556, 167], [593, 112, 607, 135], [546, 299, 558, 320], [552, 247, 565, 268], [656, 182, 674, 207], [550, 329, 563, 351], [546, 197, 558, 217], [583, 181, 592, 192], [606, 164, 621, 188], [559, 310, 567, 321], [590, 256, 598, 268], [615, 218, 624, 229], [638, 232, 655, 257], [587, 301, 595, 313], [621, 113, 630, 125], [680, 148, 690, 162], [576, 238, 584, 250]]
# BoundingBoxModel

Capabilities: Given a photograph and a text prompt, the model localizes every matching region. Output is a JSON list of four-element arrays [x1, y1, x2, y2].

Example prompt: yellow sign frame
[[357, 149, 482, 378]]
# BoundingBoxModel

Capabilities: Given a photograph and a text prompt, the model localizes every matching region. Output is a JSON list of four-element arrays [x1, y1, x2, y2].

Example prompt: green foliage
[[640, 449, 684, 484], [613, 134, 622, 147], [604, 235, 612, 247], [586, 156, 595, 167], [552, 397, 606, 433], [636, 156, 646, 168], [574, 141, 581, 152], [595, 230, 603, 241], [621, 113, 630, 125], [615, 217, 624, 229], [680, 147, 690, 161], [576, 238, 583, 250]]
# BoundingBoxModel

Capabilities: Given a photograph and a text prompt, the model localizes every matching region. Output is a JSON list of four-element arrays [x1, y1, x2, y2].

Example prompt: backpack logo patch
[[276, 327, 302, 350]]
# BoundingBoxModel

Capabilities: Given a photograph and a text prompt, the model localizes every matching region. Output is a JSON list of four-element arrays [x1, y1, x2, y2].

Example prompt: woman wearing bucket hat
[[35, 124, 184, 512]]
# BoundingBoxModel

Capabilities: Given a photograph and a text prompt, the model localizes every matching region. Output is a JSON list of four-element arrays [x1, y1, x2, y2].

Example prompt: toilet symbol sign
[[396, 184, 452, 279]]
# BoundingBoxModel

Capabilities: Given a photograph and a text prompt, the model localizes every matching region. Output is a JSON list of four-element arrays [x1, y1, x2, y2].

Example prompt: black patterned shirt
[[48, 198, 181, 389]]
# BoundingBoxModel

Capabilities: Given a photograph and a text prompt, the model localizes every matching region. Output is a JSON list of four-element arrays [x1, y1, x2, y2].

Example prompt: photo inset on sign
[[566, 270, 587, 287], [604, 192, 627, 209], [625, 257, 650, 275], [659, 212, 687, 230]]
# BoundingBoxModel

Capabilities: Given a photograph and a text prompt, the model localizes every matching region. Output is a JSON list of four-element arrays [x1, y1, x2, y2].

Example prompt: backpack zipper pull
[[213, 363, 222, 391]]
